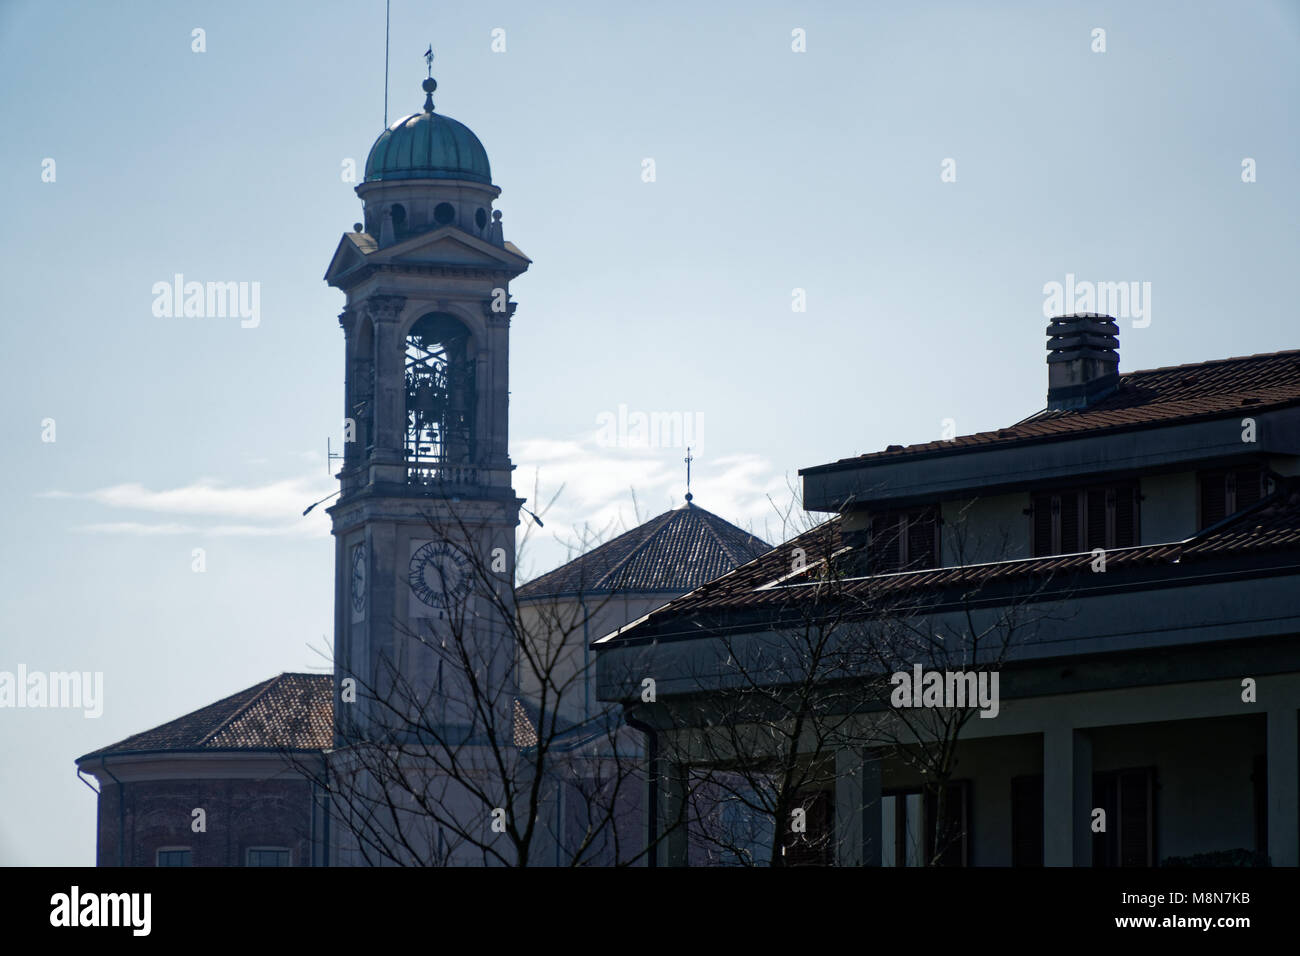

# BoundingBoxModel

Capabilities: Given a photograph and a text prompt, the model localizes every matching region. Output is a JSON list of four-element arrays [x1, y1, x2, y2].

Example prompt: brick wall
[[96, 776, 315, 867]]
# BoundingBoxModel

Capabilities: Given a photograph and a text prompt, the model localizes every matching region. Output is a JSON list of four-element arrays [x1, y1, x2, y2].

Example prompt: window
[[475, 207, 488, 231], [1031, 482, 1138, 556], [866, 507, 939, 573], [433, 202, 456, 225], [883, 782, 970, 866], [390, 203, 407, 240], [156, 848, 191, 867], [1252, 755, 1267, 856], [1011, 774, 1043, 866], [1199, 466, 1269, 528], [1092, 767, 1155, 867], [246, 847, 291, 867], [781, 789, 834, 866]]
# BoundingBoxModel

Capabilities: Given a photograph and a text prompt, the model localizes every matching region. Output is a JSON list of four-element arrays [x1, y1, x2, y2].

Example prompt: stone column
[[361, 295, 407, 485], [1267, 707, 1299, 866], [484, 302, 512, 478]]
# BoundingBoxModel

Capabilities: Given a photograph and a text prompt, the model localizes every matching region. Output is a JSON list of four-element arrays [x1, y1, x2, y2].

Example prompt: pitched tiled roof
[[518, 503, 770, 598], [805, 349, 1300, 472], [602, 480, 1300, 641], [77, 673, 332, 761]]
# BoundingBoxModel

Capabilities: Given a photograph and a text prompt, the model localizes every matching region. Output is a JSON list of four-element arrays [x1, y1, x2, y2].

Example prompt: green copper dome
[[364, 110, 492, 185]]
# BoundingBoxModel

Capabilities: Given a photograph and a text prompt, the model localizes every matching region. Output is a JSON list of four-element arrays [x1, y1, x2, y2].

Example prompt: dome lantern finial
[[422, 45, 437, 112], [684, 447, 695, 505]]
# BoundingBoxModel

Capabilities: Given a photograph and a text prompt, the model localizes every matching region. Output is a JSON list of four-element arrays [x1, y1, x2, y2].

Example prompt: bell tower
[[324, 61, 530, 742]]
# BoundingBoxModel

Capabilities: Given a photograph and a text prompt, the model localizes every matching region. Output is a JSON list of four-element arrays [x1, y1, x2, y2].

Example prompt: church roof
[[76, 673, 332, 762], [518, 503, 771, 599], [366, 109, 492, 184]]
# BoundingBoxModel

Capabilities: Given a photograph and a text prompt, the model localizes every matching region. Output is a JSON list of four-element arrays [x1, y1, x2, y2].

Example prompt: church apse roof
[[518, 503, 771, 599], [77, 672, 332, 762]]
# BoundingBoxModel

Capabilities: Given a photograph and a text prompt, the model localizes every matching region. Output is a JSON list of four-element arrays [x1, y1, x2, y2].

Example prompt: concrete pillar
[[1267, 707, 1299, 867], [1044, 726, 1092, 866], [659, 761, 689, 867], [835, 748, 882, 866]]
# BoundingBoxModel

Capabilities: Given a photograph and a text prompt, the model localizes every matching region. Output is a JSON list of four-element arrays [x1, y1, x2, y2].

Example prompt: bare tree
[[291, 484, 681, 866], [639, 487, 1068, 866]]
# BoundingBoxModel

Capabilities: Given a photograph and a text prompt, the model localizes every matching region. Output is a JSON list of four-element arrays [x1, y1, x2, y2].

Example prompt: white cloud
[[513, 434, 795, 577], [46, 475, 334, 538], [42, 476, 332, 521], [73, 522, 200, 536]]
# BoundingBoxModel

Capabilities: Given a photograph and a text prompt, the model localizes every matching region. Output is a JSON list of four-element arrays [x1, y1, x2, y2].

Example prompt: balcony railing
[[407, 463, 480, 491]]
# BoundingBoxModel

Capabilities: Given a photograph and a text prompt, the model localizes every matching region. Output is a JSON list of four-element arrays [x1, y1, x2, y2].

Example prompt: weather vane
[[422, 45, 438, 112], [684, 447, 694, 504]]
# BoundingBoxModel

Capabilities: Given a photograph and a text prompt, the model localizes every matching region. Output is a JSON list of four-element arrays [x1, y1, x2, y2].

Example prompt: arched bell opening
[[405, 312, 477, 487]]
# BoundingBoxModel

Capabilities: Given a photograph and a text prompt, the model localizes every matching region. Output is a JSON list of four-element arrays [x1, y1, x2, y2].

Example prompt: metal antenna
[[684, 447, 694, 504], [383, 0, 391, 127]]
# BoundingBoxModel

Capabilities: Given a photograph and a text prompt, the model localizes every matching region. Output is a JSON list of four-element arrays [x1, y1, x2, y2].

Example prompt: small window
[[246, 847, 292, 867], [391, 203, 408, 240], [156, 847, 192, 867], [1011, 774, 1044, 866], [882, 782, 970, 867], [882, 790, 924, 866], [866, 507, 939, 573], [1092, 767, 1155, 867], [475, 207, 488, 230], [433, 202, 456, 225], [1199, 466, 1269, 529], [1031, 482, 1138, 556], [781, 789, 834, 866]]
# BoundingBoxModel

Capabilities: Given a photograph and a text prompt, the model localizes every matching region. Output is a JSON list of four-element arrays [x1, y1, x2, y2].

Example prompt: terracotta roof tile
[[809, 349, 1300, 470], [518, 503, 769, 598], [605, 481, 1300, 639], [77, 673, 332, 761]]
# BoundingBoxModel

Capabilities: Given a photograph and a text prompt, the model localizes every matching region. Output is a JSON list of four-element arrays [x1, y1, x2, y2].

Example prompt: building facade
[[596, 318, 1300, 866]]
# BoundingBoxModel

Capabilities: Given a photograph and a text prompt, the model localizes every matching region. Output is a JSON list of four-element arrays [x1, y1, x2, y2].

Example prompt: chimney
[[1046, 313, 1119, 410]]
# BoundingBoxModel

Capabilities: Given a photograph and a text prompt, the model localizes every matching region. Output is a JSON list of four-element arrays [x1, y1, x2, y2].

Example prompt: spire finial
[[422, 45, 437, 112], [684, 447, 694, 504]]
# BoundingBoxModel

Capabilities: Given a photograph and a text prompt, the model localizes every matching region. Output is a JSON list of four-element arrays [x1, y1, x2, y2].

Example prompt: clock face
[[350, 543, 367, 617], [408, 541, 473, 610]]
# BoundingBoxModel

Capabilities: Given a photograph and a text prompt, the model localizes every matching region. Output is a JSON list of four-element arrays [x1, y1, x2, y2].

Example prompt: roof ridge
[[693, 507, 762, 565], [594, 509, 681, 590], [1124, 348, 1300, 379], [194, 674, 281, 749], [519, 510, 674, 593]]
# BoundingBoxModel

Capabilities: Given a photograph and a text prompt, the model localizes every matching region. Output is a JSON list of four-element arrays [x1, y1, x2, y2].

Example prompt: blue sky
[[0, 0, 1295, 865]]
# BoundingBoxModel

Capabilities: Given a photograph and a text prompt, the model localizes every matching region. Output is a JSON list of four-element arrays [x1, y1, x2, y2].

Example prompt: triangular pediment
[[325, 226, 529, 288], [323, 231, 377, 286], [379, 226, 531, 271]]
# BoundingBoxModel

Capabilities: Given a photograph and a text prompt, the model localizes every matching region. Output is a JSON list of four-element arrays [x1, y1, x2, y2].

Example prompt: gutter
[[98, 757, 126, 868]]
